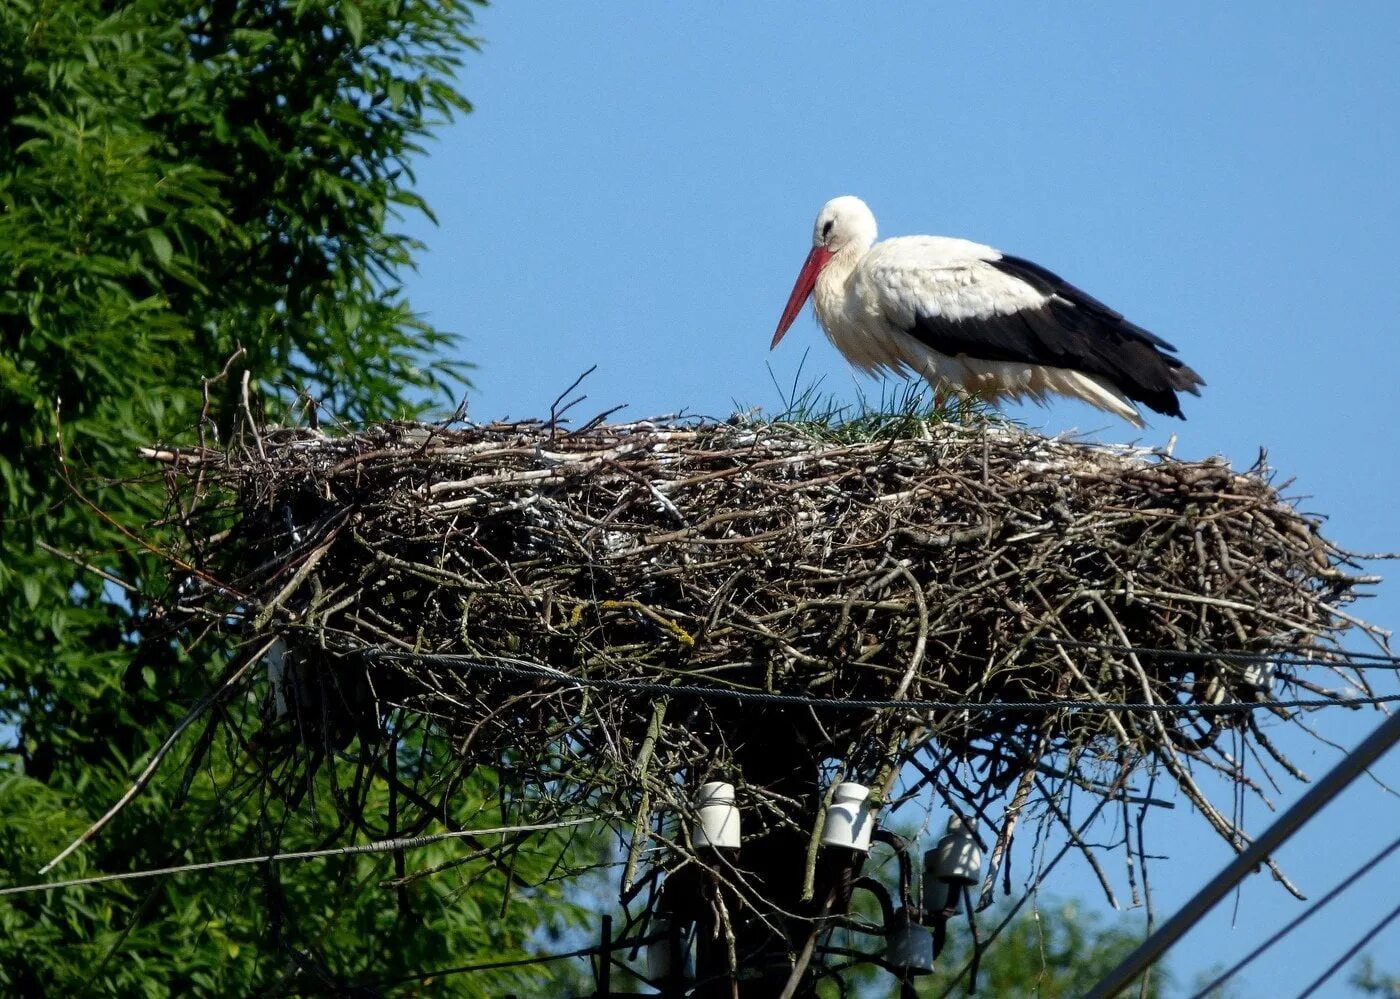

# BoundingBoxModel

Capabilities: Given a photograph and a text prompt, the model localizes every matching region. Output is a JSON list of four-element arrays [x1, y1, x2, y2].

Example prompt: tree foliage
[[913, 899, 1166, 998], [1351, 956, 1400, 997], [810, 896, 1164, 998], [0, 1, 585, 993]]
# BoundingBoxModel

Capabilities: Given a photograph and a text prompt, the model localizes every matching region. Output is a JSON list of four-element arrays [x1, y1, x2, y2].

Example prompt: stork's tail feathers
[[1169, 363, 1206, 396]]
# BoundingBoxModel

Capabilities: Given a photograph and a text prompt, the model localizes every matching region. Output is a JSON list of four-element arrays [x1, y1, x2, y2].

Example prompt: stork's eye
[[822, 220, 834, 238]]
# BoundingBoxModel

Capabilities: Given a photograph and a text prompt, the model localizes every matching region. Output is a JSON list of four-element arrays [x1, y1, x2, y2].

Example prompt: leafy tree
[[916, 899, 1166, 999], [811, 896, 1165, 998], [1352, 956, 1400, 997], [0, 0, 584, 993]]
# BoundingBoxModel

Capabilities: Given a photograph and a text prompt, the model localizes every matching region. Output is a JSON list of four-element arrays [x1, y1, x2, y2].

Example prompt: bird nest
[[145, 413, 1385, 983]]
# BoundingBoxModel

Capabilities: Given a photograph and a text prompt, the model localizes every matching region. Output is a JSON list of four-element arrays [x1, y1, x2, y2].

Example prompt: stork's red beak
[[771, 245, 834, 349]]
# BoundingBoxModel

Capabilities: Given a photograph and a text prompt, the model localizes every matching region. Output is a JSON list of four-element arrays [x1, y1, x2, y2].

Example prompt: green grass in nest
[[749, 352, 996, 443]]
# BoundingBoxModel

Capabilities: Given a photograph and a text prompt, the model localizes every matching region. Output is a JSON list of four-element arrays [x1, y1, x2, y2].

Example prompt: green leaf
[[341, 3, 364, 47], [145, 229, 173, 267]]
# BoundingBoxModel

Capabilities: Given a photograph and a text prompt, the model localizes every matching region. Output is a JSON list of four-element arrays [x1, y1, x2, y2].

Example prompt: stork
[[771, 196, 1204, 426]]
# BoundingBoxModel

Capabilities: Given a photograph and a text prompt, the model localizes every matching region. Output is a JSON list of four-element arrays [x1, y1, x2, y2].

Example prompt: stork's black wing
[[906, 253, 1205, 419]]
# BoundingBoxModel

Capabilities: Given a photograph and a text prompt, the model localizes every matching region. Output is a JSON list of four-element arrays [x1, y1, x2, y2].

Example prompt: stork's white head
[[773, 196, 878, 349], [811, 195, 878, 254]]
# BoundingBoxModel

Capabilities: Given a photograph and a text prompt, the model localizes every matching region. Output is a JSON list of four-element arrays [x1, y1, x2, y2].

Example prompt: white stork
[[771, 196, 1203, 426]]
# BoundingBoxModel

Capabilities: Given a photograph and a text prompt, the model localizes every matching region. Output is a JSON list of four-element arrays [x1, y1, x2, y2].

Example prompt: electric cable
[[370, 649, 1400, 714], [1028, 637, 1400, 670], [1187, 834, 1400, 998], [1083, 709, 1400, 999], [0, 816, 603, 898], [1293, 899, 1400, 999]]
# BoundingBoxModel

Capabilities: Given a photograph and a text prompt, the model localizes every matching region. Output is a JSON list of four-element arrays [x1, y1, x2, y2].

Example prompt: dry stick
[[1248, 715, 1310, 783], [1047, 644, 1152, 912], [1088, 593, 1304, 899], [779, 846, 857, 999], [548, 364, 598, 439], [240, 369, 266, 460], [649, 831, 793, 941], [799, 768, 851, 905], [975, 659, 1073, 910], [191, 346, 247, 514], [711, 882, 741, 999], [1050, 644, 1139, 766], [890, 564, 929, 702], [1034, 775, 1120, 909], [251, 531, 338, 631], [1320, 600, 1394, 646], [35, 540, 138, 594], [1134, 768, 1160, 953], [38, 638, 272, 875], [622, 697, 669, 893], [976, 735, 1045, 912], [1120, 753, 1144, 909], [53, 420, 230, 592], [1029, 761, 1175, 809]]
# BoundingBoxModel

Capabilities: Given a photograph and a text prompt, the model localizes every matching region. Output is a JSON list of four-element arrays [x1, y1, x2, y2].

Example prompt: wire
[[1293, 898, 1400, 999], [382, 932, 655, 986], [384, 942, 597, 981], [1028, 637, 1400, 670], [0, 816, 603, 898], [371, 650, 1400, 715], [1187, 834, 1400, 998], [1084, 709, 1400, 999]]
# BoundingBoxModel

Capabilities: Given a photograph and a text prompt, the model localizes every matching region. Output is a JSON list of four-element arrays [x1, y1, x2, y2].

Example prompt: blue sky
[[400, 5, 1400, 995]]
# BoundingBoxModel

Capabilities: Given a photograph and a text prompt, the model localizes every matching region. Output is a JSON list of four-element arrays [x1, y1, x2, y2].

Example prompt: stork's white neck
[[813, 239, 871, 333]]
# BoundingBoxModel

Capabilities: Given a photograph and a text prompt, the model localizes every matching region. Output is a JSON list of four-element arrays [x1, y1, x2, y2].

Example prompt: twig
[[622, 698, 668, 892], [14, 817, 603, 896], [548, 365, 599, 439], [38, 639, 272, 874]]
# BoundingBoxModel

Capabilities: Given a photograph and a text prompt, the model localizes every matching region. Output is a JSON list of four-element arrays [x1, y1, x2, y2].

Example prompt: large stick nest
[[147, 414, 1384, 944]]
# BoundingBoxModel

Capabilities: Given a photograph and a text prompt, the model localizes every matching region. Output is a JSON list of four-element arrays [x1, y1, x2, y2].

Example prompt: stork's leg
[[959, 388, 987, 424], [917, 367, 949, 414]]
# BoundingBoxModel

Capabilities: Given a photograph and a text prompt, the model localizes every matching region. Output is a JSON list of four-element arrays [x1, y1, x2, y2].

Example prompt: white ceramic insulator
[[820, 781, 875, 852], [933, 815, 983, 885], [692, 782, 741, 849]]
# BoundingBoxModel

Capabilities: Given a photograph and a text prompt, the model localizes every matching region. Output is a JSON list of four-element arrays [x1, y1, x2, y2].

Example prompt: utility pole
[[689, 736, 837, 998]]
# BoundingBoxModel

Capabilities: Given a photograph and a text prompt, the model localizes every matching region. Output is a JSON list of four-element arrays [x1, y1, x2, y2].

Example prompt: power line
[[1293, 899, 1400, 999], [1028, 637, 1400, 670], [382, 932, 657, 986], [384, 942, 598, 981], [0, 816, 603, 898], [1187, 834, 1400, 998], [371, 650, 1400, 714], [1083, 708, 1400, 999]]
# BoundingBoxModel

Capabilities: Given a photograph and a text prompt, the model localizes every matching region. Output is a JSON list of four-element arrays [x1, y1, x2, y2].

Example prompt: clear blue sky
[[400, 5, 1400, 995]]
